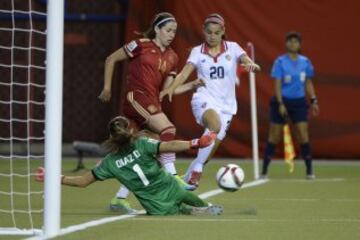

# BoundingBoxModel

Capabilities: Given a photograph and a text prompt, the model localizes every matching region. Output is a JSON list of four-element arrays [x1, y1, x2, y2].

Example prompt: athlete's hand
[[279, 104, 290, 122], [241, 63, 261, 72], [192, 79, 206, 89], [35, 167, 45, 182], [98, 88, 111, 102], [311, 103, 320, 116], [160, 87, 175, 102], [35, 167, 65, 184], [190, 132, 217, 149]]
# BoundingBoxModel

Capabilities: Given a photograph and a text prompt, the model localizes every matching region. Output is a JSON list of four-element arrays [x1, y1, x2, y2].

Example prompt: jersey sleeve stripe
[[124, 45, 134, 58], [156, 142, 161, 155], [186, 61, 197, 68], [168, 71, 177, 77], [91, 169, 104, 181], [238, 52, 246, 60]]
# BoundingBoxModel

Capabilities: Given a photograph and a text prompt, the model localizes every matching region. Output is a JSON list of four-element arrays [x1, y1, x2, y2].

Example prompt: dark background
[[1, 0, 359, 159]]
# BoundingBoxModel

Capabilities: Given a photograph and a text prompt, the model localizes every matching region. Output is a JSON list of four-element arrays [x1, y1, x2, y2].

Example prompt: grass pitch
[[0, 159, 359, 240]]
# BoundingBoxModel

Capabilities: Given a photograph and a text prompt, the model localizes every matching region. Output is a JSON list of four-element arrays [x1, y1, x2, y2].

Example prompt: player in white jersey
[[160, 14, 260, 188]]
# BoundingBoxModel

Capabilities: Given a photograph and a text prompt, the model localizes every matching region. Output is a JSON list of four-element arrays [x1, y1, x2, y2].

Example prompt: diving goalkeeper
[[36, 116, 222, 216]]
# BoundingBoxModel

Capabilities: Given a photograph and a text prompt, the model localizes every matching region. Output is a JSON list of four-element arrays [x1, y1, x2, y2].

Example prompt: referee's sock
[[262, 142, 276, 175], [301, 143, 313, 175]]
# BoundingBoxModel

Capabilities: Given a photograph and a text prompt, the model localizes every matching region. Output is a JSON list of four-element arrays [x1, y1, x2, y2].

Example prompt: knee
[[296, 125, 309, 144], [298, 132, 309, 144], [268, 127, 282, 144], [160, 126, 176, 141], [268, 136, 281, 144], [202, 112, 221, 133], [208, 121, 221, 133]]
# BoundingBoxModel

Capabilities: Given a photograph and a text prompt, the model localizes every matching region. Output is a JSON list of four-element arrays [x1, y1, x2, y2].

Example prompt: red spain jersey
[[123, 39, 178, 105]]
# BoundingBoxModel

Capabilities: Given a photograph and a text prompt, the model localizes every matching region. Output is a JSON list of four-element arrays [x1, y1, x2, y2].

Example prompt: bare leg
[[184, 109, 223, 185]]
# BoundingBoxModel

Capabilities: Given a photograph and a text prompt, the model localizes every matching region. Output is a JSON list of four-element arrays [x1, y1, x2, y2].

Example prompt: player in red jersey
[[99, 12, 201, 213]]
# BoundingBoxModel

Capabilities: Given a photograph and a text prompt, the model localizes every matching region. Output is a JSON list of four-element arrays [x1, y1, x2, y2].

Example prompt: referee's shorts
[[270, 96, 309, 124]]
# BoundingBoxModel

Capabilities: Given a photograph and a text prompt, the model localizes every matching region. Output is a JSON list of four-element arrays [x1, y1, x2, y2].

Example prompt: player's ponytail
[[103, 116, 133, 153], [138, 12, 176, 39]]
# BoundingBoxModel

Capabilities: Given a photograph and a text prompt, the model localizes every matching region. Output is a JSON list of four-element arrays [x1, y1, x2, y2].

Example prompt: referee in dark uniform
[[261, 32, 320, 179]]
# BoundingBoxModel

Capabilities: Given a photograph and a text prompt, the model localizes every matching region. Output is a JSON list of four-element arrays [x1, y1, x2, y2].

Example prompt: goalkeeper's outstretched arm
[[159, 132, 216, 153], [61, 171, 96, 188], [34, 167, 97, 188], [34, 133, 216, 187]]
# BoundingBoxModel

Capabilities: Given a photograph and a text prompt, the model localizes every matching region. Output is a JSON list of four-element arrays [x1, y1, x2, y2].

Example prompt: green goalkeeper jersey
[[92, 137, 187, 215]]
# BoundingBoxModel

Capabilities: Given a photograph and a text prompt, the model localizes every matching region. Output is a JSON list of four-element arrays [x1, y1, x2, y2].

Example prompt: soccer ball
[[216, 164, 245, 192]]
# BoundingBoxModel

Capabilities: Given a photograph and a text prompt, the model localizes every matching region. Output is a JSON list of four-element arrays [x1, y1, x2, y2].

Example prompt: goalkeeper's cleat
[[174, 175, 197, 191], [187, 171, 202, 187], [191, 204, 223, 216], [109, 197, 137, 215]]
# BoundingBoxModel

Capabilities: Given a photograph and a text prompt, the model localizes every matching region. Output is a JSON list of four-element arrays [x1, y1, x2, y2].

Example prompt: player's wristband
[[190, 139, 200, 149], [190, 133, 217, 149], [310, 96, 318, 105]]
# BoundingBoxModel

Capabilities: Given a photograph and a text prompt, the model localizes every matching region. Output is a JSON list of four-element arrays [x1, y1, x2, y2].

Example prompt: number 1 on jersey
[[132, 164, 150, 186]]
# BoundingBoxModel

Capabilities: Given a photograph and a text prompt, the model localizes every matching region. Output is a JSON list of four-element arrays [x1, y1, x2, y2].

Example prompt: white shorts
[[191, 94, 233, 140]]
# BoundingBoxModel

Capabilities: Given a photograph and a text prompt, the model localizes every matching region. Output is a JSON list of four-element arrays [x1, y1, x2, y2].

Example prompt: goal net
[[0, 0, 64, 237]]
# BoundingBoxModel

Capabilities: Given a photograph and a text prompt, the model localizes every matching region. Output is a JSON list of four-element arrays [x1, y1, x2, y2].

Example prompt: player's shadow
[[238, 207, 257, 215]]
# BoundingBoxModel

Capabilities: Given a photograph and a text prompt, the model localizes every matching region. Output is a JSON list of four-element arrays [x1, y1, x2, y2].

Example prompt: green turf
[[1, 159, 360, 240]]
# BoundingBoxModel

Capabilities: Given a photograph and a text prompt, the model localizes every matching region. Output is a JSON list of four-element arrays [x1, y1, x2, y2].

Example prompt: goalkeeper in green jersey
[[36, 116, 223, 216]]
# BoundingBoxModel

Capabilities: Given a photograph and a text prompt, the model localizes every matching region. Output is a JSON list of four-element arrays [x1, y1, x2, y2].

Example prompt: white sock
[[163, 161, 177, 175], [185, 129, 215, 181], [184, 160, 197, 182], [116, 185, 130, 199], [160, 153, 177, 175]]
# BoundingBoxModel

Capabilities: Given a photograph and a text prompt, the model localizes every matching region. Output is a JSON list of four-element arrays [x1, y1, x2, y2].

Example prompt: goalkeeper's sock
[[116, 185, 130, 199], [262, 142, 276, 175], [301, 143, 313, 175]]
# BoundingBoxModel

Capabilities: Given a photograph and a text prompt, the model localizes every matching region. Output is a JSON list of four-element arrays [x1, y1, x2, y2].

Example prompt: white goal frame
[[0, 0, 64, 238], [43, 0, 64, 238]]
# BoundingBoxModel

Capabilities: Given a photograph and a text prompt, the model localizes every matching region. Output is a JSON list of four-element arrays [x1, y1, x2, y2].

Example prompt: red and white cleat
[[187, 171, 202, 188]]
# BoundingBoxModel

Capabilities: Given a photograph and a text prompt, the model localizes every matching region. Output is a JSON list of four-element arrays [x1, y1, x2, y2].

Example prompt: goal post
[[0, 0, 64, 237], [43, 0, 64, 238]]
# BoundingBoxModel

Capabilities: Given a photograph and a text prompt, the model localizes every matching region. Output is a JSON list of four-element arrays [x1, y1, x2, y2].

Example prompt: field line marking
[[25, 179, 268, 240], [198, 178, 268, 199], [128, 217, 360, 223], [272, 178, 345, 183]]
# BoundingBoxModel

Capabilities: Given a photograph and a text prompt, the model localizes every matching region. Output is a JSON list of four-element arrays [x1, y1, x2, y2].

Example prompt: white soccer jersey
[[187, 41, 246, 115]]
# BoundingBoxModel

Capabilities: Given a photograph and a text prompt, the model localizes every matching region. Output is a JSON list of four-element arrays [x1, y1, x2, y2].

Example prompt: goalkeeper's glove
[[35, 167, 44, 182], [190, 132, 217, 149], [35, 167, 64, 183]]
